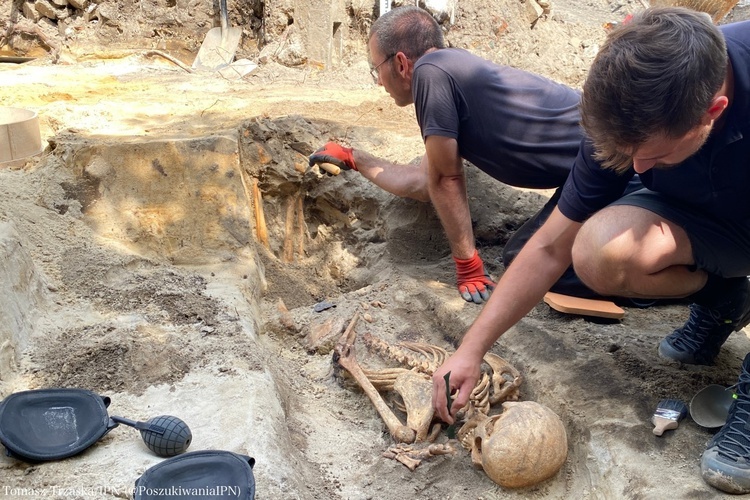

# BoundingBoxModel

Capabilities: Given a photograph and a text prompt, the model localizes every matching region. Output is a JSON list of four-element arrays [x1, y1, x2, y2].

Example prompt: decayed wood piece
[[251, 178, 269, 249], [282, 192, 306, 262], [282, 195, 296, 262], [4, 18, 61, 62], [142, 50, 194, 73], [295, 194, 305, 259]]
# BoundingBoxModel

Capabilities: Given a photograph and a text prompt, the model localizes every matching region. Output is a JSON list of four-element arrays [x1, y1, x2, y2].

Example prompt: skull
[[463, 401, 567, 489]]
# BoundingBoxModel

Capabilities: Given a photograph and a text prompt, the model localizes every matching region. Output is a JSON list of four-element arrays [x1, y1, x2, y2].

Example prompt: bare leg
[[571, 205, 707, 299]]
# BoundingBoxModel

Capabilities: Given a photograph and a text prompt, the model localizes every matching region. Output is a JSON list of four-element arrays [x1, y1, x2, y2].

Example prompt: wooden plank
[[543, 292, 625, 320]]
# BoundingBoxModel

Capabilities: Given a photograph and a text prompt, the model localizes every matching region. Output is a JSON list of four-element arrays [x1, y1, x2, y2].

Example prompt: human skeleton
[[332, 313, 523, 470]]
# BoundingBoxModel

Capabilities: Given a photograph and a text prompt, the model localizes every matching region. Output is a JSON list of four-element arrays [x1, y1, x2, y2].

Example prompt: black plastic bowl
[[0, 388, 113, 462]]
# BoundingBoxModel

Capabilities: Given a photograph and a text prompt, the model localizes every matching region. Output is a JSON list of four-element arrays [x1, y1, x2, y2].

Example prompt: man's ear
[[394, 52, 411, 77], [705, 95, 729, 123]]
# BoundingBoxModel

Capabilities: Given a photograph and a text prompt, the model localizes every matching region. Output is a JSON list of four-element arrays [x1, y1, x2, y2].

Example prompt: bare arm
[[423, 135, 475, 260], [432, 207, 582, 422], [352, 149, 431, 202]]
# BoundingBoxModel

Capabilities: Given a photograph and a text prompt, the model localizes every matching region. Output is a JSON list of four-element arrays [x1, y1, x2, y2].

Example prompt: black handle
[[220, 0, 228, 32], [110, 415, 166, 435]]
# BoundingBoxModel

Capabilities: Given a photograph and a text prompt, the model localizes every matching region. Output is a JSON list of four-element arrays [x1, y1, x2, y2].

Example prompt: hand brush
[[651, 399, 688, 436]]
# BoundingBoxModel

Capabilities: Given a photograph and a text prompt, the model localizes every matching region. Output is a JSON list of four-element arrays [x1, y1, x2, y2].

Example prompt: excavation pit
[[3, 16, 750, 496]]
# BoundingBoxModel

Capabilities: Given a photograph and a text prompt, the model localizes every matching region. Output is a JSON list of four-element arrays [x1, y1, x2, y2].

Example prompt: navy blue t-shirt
[[559, 20, 750, 225], [412, 48, 583, 189]]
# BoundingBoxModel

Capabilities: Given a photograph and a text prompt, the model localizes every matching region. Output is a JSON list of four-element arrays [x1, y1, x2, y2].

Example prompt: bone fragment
[[400, 341, 448, 370], [483, 352, 522, 404], [383, 449, 421, 471], [470, 374, 491, 414], [456, 404, 486, 452], [393, 371, 434, 442], [362, 367, 412, 392], [362, 334, 446, 376], [383, 443, 457, 471], [426, 422, 443, 443], [309, 165, 323, 178]]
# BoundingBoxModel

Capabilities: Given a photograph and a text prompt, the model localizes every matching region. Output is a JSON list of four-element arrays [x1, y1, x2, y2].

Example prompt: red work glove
[[308, 142, 357, 171], [454, 250, 495, 304]]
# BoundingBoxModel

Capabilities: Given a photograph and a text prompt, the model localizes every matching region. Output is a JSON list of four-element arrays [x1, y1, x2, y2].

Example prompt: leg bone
[[334, 314, 417, 444]]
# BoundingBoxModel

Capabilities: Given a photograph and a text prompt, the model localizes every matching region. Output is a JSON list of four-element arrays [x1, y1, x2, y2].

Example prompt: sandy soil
[[2, 0, 750, 499]]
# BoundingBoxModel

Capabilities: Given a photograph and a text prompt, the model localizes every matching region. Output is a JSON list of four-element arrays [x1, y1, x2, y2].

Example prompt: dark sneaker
[[701, 353, 750, 494], [658, 278, 750, 365], [658, 304, 736, 365]]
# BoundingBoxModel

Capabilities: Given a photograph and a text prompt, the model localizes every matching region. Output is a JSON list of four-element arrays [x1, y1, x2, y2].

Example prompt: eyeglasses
[[370, 54, 395, 81]]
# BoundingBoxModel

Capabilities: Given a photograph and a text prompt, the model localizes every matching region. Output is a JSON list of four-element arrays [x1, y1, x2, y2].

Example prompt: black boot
[[702, 352, 750, 493], [658, 277, 750, 365]]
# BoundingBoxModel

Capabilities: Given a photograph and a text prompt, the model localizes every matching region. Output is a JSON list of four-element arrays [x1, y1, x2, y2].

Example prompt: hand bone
[[383, 442, 457, 471]]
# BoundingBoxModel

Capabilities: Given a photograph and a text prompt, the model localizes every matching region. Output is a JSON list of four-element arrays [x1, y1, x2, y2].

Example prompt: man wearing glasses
[[310, 6, 625, 304]]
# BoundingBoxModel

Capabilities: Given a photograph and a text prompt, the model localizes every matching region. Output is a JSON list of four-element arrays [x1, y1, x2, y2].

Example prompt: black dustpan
[[0, 388, 115, 462], [134, 450, 256, 499]]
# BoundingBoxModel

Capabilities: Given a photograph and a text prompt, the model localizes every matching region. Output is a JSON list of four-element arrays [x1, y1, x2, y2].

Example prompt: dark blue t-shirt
[[559, 20, 750, 225], [412, 48, 583, 189]]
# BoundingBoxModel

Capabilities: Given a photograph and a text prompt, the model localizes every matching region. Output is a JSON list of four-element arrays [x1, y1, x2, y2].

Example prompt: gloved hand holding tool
[[309, 142, 357, 174], [454, 250, 495, 304]]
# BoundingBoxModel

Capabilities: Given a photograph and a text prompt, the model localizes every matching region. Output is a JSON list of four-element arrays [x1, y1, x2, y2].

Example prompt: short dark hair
[[580, 7, 728, 171], [369, 6, 445, 60]]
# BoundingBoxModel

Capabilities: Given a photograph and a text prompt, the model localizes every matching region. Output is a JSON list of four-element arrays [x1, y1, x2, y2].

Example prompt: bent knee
[[572, 220, 631, 294], [572, 248, 631, 295]]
